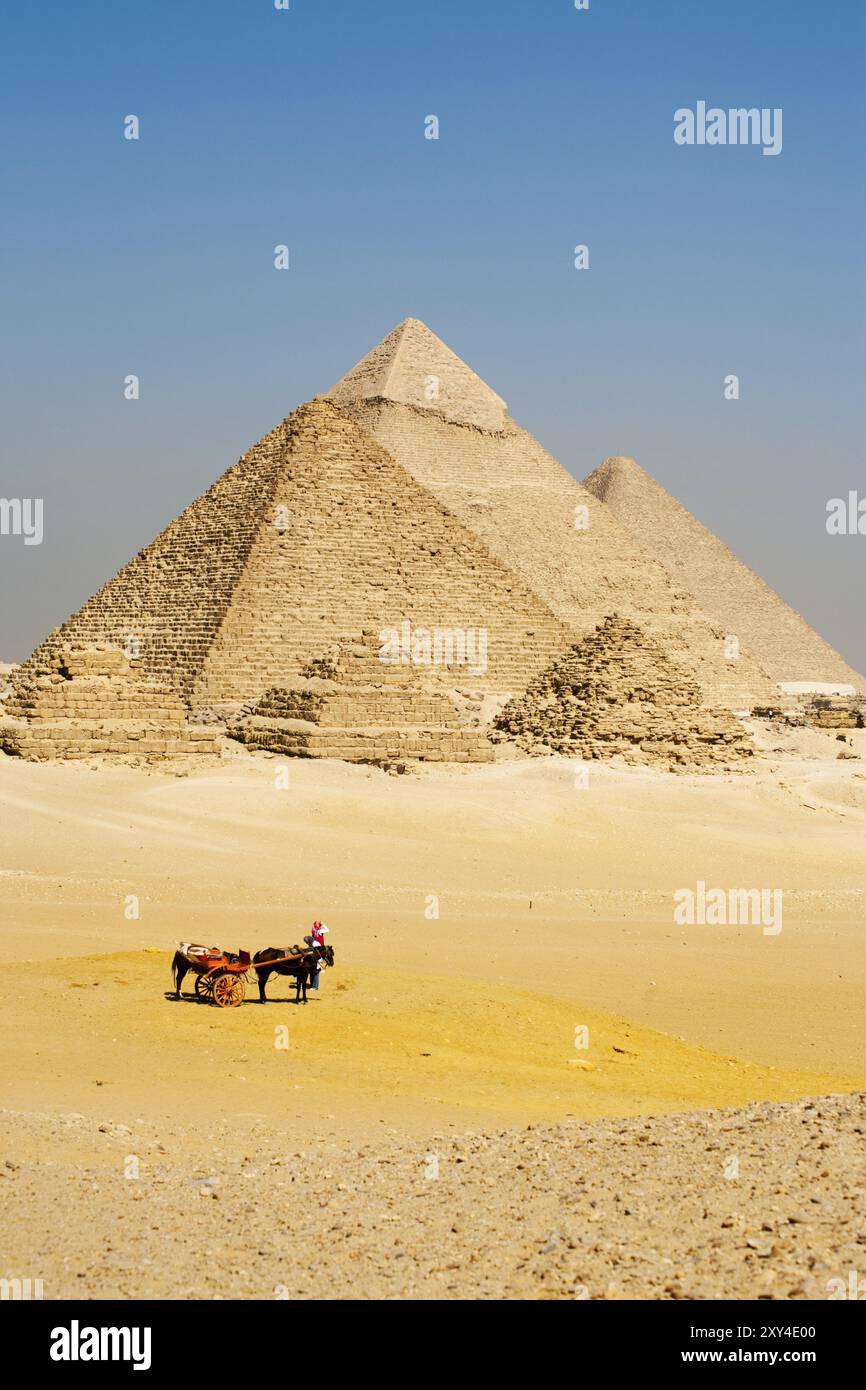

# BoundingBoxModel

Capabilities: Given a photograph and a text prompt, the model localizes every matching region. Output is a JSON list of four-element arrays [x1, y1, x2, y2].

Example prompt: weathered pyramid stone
[[17, 418, 293, 707], [801, 694, 866, 729], [229, 632, 494, 765], [493, 615, 754, 770], [329, 321, 786, 714], [0, 662, 18, 701], [0, 645, 219, 760], [17, 399, 573, 717], [584, 455, 865, 692]]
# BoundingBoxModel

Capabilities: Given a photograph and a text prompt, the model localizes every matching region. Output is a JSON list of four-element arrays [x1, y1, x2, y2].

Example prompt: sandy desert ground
[[1, 720, 865, 1299]]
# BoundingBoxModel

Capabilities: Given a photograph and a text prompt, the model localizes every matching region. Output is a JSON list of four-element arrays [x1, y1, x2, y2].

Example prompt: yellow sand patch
[[1, 952, 857, 1151]]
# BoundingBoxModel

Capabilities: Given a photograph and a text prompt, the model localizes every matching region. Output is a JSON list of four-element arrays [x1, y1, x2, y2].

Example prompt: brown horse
[[253, 945, 335, 1004]]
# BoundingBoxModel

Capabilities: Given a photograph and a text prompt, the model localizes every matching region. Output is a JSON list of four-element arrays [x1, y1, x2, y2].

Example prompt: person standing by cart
[[304, 920, 330, 991]]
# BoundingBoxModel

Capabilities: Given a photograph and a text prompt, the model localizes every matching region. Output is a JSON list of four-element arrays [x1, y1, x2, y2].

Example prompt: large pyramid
[[583, 455, 864, 692], [330, 321, 785, 712], [18, 399, 573, 712]]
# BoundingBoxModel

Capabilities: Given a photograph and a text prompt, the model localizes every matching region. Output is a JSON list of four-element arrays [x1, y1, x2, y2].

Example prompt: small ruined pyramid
[[584, 455, 865, 692], [330, 320, 784, 712], [17, 398, 573, 716], [230, 631, 494, 765], [0, 645, 219, 760], [494, 614, 754, 769]]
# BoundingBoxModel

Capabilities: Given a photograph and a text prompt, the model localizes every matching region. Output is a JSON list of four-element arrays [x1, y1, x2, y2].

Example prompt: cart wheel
[[212, 973, 245, 1008], [195, 973, 214, 1000]]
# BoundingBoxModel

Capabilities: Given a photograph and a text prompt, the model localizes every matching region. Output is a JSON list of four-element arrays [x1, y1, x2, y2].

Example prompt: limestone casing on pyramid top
[[328, 317, 509, 431]]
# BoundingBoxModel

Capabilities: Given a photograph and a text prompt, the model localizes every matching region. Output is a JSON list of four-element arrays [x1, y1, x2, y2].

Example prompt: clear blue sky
[[1, 0, 864, 669]]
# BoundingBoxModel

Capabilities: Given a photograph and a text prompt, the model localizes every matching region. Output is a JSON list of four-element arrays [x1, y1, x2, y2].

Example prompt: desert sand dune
[[2, 738, 864, 1070], [1, 737, 865, 1298]]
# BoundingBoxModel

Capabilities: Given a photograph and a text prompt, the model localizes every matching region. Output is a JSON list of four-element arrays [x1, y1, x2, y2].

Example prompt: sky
[[1, 0, 864, 669]]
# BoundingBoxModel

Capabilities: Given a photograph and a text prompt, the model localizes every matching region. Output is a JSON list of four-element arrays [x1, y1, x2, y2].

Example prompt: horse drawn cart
[[172, 945, 251, 1007], [172, 943, 312, 1007]]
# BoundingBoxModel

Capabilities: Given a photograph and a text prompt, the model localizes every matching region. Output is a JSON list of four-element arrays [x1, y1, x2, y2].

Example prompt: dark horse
[[253, 944, 335, 1004]]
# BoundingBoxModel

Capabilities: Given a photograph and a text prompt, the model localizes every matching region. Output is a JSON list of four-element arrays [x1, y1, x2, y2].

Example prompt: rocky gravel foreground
[[2, 1094, 864, 1300]]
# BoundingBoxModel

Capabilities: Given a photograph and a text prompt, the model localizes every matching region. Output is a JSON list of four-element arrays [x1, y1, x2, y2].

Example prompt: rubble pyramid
[[17, 399, 573, 714], [328, 321, 785, 713], [584, 455, 865, 691], [494, 615, 754, 769], [230, 631, 495, 765], [0, 645, 219, 760]]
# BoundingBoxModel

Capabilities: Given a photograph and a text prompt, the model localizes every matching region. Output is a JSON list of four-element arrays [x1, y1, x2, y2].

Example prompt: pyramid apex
[[583, 455, 653, 503], [600, 454, 641, 469], [592, 454, 645, 478], [329, 318, 508, 430]]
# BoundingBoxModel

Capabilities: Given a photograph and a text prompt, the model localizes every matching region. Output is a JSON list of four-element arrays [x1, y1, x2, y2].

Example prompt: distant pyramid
[[584, 456, 864, 691], [330, 320, 784, 712], [494, 615, 754, 769], [18, 399, 572, 711]]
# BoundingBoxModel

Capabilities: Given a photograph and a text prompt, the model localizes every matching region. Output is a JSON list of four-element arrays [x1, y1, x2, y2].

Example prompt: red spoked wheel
[[212, 971, 245, 1008]]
